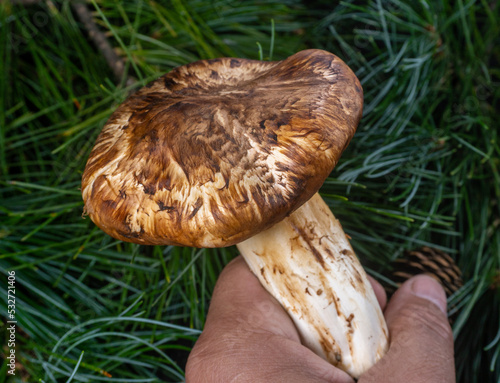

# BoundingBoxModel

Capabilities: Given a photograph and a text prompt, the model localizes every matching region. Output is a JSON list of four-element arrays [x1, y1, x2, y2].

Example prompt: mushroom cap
[[81, 49, 363, 247]]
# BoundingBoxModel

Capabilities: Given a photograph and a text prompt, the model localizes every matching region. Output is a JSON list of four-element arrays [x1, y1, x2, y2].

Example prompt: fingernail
[[411, 275, 447, 314]]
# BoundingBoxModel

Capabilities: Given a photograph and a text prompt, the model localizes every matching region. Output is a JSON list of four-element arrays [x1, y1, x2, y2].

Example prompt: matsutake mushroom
[[81, 49, 389, 378]]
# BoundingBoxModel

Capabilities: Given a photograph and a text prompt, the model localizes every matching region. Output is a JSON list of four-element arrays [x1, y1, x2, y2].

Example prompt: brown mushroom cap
[[81, 49, 363, 247]]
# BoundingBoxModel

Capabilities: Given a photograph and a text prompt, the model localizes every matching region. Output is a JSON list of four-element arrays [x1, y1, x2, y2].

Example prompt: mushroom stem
[[236, 192, 389, 378]]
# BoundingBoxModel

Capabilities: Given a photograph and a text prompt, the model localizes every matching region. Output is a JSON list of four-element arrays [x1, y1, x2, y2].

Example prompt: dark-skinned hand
[[186, 256, 455, 383]]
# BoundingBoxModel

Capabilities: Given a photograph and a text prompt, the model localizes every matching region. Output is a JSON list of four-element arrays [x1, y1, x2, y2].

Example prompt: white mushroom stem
[[236, 192, 389, 378]]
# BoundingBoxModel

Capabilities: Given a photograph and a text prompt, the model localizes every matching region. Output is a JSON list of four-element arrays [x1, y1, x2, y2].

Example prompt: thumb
[[360, 275, 455, 383]]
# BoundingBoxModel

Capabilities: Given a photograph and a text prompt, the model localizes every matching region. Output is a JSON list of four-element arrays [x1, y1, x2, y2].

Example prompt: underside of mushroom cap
[[81, 49, 363, 247]]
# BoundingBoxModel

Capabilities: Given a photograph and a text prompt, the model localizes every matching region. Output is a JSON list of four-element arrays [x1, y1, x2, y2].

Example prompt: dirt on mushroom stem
[[237, 193, 389, 378]]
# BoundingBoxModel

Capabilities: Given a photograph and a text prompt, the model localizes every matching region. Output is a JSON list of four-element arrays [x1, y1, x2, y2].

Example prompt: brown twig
[[72, 2, 135, 86], [9, 0, 43, 4], [11, 0, 135, 86]]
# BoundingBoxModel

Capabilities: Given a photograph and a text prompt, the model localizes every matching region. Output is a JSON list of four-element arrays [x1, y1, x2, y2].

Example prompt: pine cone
[[385, 246, 463, 298]]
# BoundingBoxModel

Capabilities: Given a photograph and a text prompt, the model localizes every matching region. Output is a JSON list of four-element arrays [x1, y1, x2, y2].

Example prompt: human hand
[[186, 256, 455, 383]]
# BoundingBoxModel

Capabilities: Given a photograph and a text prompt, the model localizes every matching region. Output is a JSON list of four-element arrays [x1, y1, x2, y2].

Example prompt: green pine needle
[[0, 0, 498, 382]]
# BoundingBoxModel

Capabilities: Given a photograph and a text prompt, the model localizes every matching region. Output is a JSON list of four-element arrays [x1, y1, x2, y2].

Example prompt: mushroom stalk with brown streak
[[81, 49, 389, 378], [237, 193, 387, 377]]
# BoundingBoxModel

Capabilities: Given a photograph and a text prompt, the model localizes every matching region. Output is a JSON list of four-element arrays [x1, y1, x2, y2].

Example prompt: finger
[[212, 258, 388, 340], [359, 275, 455, 383], [187, 255, 355, 383], [205, 255, 300, 341], [367, 275, 387, 310]]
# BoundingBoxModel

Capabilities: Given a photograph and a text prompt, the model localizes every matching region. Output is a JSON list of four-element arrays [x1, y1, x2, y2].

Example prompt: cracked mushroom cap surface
[[81, 49, 363, 247]]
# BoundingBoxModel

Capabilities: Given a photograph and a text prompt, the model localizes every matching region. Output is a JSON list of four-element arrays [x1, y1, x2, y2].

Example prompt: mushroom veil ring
[[81, 49, 389, 378]]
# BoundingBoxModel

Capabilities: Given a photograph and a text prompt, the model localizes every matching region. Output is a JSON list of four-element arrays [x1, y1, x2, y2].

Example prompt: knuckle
[[185, 330, 227, 382], [392, 300, 454, 346], [185, 339, 222, 383]]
